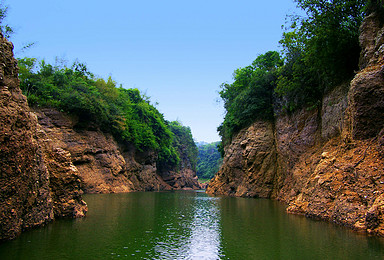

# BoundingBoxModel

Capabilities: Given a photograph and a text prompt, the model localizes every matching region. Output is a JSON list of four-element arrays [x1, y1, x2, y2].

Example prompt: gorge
[[0, 33, 200, 241], [1, 0, 384, 247]]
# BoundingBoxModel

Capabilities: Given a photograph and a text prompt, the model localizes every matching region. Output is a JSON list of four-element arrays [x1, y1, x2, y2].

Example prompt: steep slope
[[0, 34, 86, 241], [34, 108, 177, 193], [207, 11, 384, 236], [207, 121, 277, 197], [17, 55, 200, 194], [196, 141, 222, 180], [33, 109, 202, 192], [159, 121, 200, 190]]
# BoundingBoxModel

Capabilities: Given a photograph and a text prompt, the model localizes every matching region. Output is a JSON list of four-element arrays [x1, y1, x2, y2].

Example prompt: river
[[0, 191, 383, 259]]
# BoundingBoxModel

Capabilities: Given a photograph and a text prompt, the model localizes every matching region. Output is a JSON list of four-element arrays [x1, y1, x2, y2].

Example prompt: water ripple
[[152, 194, 222, 259]]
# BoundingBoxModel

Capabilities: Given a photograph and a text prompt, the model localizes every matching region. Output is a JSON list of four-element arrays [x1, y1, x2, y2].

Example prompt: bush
[[18, 58, 179, 168]]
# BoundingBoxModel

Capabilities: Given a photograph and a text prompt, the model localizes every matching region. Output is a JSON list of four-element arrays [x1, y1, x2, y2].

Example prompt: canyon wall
[[159, 135, 200, 190], [0, 33, 199, 241], [0, 35, 87, 241], [207, 11, 384, 236], [33, 108, 200, 193], [34, 108, 170, 193]]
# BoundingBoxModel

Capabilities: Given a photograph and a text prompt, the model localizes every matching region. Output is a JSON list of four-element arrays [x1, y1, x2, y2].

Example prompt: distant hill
[[196, 141, 209, 147], [196, 141, 222, 180]]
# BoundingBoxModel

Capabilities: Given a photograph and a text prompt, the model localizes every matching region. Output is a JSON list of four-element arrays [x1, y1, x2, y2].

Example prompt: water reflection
[[152, 191, 222, 259], [183, 195, 221, 259], [0, 192, 384, 259], [218, 196, 384, 259]]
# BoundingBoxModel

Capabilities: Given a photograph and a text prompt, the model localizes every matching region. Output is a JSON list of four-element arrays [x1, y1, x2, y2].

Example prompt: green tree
[[17, 58, 181, 169], [196, 142, 223, 179], [276, 0, 366, 111], [218, 51, 283, 146], [0, 1, 12, 38], [162, 121, 198, 172]]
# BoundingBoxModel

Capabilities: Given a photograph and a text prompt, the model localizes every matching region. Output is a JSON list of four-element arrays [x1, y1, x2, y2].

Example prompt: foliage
[[196, 142, 222, 179], [0, 1, 12, 39], [18, 58, 179, 168], [276, 0, 366, 111], [163, 121, 198, 172], [218, 51, 283, 146], [217, 1, 370, 154]]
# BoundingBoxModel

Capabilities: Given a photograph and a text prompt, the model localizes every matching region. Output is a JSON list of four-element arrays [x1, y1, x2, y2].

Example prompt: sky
[[6, 0, 300, 143]]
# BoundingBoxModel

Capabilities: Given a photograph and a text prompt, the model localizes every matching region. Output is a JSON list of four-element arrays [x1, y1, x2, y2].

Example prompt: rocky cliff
[[33, 108, 173, 193], [0, 31, 201, 240], [159, 143, 200, 190], [207, 11, 384, 236], [0, 35, 87, 241], [33, 108, 201, 193]]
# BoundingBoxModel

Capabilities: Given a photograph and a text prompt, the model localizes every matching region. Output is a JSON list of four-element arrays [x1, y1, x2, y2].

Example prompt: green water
[[1, 191, 383, 259]]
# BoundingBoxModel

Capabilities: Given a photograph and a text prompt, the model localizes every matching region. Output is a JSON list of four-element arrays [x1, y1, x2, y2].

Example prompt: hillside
[[0, 33, 200, 241], [196, 141, 222, 180], [207, 2, 384, 236]]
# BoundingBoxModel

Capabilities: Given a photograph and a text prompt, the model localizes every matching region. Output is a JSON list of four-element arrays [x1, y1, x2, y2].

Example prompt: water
[[0, 191, 383, 259]]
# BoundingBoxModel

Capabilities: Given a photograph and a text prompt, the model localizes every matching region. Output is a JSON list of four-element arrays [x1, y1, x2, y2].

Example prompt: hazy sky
[[7, 0, 300, 142]]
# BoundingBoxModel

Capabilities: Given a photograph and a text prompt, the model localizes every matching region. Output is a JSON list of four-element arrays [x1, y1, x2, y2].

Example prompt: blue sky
[[7, 0, 300, 142]]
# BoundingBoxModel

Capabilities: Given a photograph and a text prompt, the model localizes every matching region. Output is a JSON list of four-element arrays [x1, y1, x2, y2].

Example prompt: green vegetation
[[277, 0, 366, 111], [218, 51, 282, 147], [18, 58, 181, 169], [218, 0, 371, 149], [0, 1, 12, 38], [196, 142, 222, 179], [164, 121, 198, 172]]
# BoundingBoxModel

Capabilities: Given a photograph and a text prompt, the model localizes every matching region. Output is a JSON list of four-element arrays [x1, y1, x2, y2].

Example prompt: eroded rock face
[[321, 83, 349, 140], [359, 11, 384, 70], [0, 35, 86, 241], [34, 108, 201, 193], [159, 141, 201, 190], [275, 108, 320, 185], [207, 121, 277, 198], [348, 66, 384, 139], [36, 125, 87, 218], [282, 12, 384, 235], [281, 137, 384, 234], [208, 11, 384, 236], [161, 169, 200, 190], [350, 11, 384, 140], [34, 108, 172, 193]]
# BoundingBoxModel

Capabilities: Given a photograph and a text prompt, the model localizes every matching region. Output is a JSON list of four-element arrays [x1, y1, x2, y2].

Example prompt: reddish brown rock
[[36, 127, 87, 218], [366, 194, 384, 236], [159, 139, 201, 190], [358, 11, 384, 70], [321, 83, 349, 140], [208, 11, 384, 237], [207, 121, 277, 198], [34, 108, 172, 193], [33, 108, 201, 193], [161, 169, 200, 190], [0, 34, 86, 241], [349, 11, 384, 140], [281, 137, 384, 235]]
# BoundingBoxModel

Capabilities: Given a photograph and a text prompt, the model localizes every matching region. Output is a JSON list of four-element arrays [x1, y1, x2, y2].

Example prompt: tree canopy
[[276, 0, 366, 111], [18, 58, 180, 169], [218, 51, 282, 147], [218, 0, 370, 148], [196, 142, 222, 180], [164, 121, 198, 172]]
